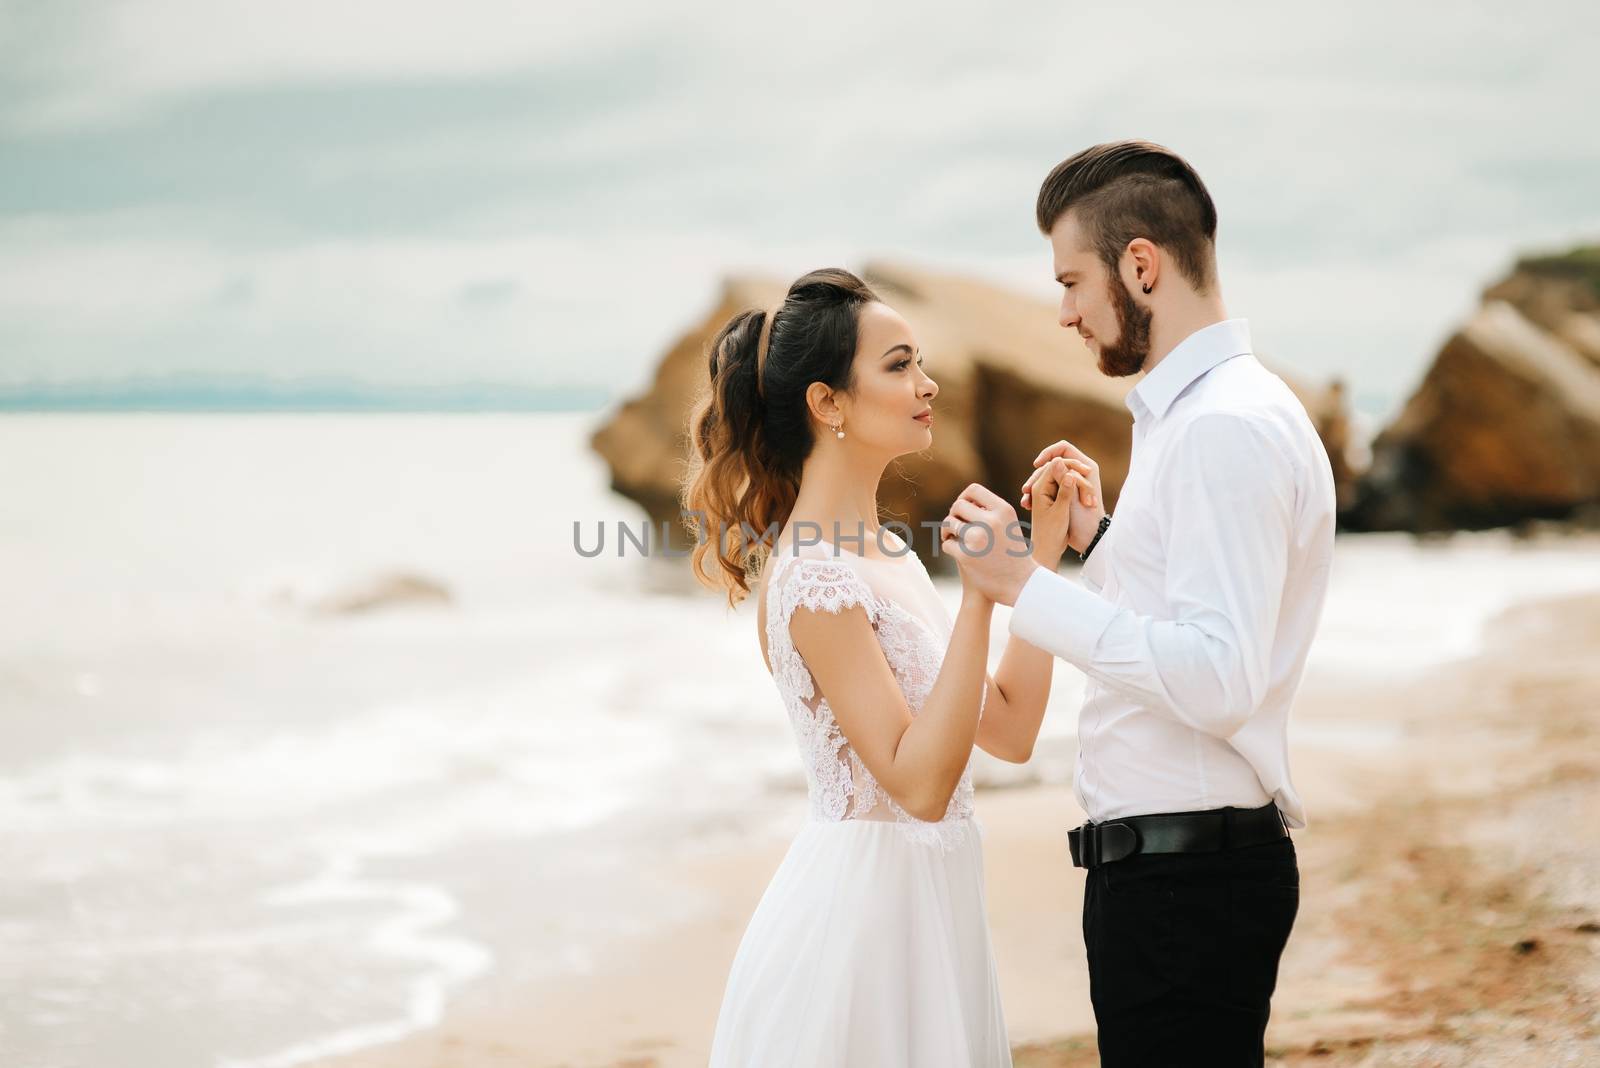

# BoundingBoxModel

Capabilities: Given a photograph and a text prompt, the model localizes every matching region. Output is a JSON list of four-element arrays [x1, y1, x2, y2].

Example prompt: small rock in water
[[311, 570, 454, 615]]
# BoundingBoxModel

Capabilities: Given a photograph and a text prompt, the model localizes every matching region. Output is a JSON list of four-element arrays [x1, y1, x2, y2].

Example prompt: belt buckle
[[1070, 821, 1139, 869], [1068, 824, 1086, 868]]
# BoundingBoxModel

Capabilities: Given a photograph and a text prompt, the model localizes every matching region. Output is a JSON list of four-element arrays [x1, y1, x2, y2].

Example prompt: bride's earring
[[833, 422, 845, 440]]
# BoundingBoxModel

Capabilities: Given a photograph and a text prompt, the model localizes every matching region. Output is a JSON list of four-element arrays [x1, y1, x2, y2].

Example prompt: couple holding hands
[[684, 139, 1338, 1067]]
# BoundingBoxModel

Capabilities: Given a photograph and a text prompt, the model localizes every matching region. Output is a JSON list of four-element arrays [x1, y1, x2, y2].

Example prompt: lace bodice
[[761, 535, 984, 853]]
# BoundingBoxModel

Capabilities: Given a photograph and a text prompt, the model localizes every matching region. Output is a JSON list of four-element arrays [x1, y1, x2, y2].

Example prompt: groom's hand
[[1021, 439, 1108, 554], [939, 483, 1039, 607]]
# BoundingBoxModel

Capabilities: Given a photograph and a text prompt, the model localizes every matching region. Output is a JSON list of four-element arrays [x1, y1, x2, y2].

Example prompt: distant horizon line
[[0, 373, 613, 413]]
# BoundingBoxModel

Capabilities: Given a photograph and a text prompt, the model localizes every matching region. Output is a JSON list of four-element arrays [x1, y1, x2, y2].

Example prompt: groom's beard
[[1095, 278, 1153, 378]]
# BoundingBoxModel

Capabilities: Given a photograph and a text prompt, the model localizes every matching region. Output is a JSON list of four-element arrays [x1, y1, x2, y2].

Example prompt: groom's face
[[1049, 212, 1152, 379]]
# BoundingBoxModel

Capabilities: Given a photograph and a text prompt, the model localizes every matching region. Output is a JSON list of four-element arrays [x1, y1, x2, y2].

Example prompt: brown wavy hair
[[681, 267, 879, 606]]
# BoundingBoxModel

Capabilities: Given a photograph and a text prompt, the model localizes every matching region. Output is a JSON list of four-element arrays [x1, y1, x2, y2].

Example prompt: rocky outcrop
[[1346, 247, 1600, 532], [591, 260, 1355, 564]]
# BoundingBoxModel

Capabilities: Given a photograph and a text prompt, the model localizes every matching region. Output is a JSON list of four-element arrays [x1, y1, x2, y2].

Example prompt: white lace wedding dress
[[707, 535, 1011, 1067]]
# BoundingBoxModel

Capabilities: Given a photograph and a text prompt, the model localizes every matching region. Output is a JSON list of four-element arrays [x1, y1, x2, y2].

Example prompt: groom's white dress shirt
[[1008, 319, 1336, 829]]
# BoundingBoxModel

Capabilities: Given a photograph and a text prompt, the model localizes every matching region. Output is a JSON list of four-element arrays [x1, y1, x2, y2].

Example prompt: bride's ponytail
[[681, 268, 879, 607], [682, 307, 793, 604]]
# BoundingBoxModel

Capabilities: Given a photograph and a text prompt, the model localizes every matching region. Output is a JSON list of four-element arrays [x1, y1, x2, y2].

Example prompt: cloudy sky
[[2, 0, 1596, 417]]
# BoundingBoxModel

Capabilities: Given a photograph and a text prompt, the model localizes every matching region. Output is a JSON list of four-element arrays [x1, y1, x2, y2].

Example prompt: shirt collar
[[1125, 318, 1253, 423]]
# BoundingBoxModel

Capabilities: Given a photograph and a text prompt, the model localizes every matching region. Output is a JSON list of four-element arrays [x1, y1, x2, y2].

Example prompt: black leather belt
[[1069, 802, 1288, 869]]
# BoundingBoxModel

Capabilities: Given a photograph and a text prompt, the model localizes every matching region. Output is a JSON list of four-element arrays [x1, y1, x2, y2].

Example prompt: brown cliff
[[1346, 247, 1600, 531]]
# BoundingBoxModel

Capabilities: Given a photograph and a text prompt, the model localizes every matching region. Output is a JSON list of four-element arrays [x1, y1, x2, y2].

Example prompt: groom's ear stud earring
[[1142, 283, 1152, 294]]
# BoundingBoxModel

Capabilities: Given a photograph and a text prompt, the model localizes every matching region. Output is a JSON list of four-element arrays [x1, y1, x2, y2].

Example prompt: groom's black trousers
[[1082, 833, 1299, 1067]]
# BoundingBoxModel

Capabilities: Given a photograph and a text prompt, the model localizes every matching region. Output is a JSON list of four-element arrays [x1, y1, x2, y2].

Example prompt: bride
[[682, 267, 1085, 1066]]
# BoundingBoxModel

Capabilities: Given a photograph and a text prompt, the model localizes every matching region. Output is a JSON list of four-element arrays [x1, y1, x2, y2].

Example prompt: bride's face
[[832, 301, 938, 456]]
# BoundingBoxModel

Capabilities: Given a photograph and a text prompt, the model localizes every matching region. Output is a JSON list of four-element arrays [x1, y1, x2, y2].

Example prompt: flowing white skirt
[[708, 816, 1012, 1067]]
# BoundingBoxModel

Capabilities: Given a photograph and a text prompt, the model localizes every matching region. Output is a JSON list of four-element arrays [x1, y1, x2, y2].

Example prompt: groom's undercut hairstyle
[[1036, 140, 1219, 294]]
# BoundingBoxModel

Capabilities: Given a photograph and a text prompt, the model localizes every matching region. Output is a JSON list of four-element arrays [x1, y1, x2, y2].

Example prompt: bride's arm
[[974, 643, 1053, 764], [791, 592, 993, 823], [974, 544, 1061, 764]]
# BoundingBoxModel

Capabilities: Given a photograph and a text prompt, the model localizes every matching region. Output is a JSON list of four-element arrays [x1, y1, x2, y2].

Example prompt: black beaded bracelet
[[1078, 514, 1112, 562]]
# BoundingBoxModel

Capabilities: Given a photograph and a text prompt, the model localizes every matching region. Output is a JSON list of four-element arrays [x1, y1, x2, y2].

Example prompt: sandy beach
[[297, 584, 1600, 1067]]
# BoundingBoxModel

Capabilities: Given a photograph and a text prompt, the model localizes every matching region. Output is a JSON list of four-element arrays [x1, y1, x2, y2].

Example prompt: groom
[[941, 141, 1338, 1066]]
